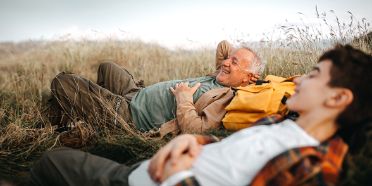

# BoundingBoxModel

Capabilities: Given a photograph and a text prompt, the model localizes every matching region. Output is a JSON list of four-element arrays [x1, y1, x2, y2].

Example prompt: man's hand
[[148, 134, 202, 183], [170, 82, 201, 103], [249, 74, 260, 84]]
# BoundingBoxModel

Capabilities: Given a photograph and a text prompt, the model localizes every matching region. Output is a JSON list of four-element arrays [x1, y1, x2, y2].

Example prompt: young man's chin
[[286, 97, 299, 112]]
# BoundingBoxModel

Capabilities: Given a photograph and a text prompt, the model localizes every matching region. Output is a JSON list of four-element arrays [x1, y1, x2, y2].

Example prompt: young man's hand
[[161, 153, 196, 181], [148, 134, 202, 182]]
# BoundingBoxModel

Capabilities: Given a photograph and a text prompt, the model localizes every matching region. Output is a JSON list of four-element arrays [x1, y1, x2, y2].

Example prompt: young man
[[31, 44, 372, 185], [50, 41, 262, 136]]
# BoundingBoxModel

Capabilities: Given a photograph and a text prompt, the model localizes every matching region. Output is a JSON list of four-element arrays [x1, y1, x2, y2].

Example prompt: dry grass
[[0, 39, 217, 184], [0, 9, 371, 185]]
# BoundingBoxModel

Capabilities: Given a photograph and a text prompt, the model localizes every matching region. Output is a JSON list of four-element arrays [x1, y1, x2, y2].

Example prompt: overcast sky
[[1, 0, 371, 48]]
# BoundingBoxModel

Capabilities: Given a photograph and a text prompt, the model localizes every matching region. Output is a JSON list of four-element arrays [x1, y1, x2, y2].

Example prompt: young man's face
[[216, 48, 253, 87], [287, 60, 334, 114]]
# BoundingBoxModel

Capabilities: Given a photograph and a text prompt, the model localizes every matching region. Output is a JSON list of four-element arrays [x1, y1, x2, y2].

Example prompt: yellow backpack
[[222, 75, 297, 131]]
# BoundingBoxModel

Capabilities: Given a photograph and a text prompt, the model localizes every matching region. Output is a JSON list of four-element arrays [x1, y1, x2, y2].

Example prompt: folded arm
[[148, 134, 220, 183]]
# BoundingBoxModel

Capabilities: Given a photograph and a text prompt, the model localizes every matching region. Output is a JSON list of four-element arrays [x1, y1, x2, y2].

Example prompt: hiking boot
[[59, 121, 95, 148]]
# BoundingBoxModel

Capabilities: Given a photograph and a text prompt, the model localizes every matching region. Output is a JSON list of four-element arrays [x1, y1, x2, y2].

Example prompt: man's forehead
[[313, 60, 333, 77], [317, 60, 333, 70], [232, 47, 252, 54], [232, 48, 253, 61]]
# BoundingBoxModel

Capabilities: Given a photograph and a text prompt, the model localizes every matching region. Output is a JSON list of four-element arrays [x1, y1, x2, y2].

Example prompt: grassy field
[[0, 12, 371, 185]]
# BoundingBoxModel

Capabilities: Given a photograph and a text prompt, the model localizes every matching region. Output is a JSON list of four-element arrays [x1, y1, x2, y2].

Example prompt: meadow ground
[[0, 13, 371, 185]]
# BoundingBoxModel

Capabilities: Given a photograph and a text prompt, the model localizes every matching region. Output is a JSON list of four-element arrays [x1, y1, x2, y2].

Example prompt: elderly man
[[50, 41, 263, 136]]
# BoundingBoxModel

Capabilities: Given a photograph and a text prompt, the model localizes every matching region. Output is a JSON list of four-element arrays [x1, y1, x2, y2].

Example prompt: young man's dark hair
[[318, 44, 372, 144]]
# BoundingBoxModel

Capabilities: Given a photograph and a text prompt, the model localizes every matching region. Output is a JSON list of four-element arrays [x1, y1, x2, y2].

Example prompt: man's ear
[[325, 88, 353, 108]]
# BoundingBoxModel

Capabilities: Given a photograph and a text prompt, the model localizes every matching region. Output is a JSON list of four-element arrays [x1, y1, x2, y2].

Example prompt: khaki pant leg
[[51, 72, 132, 127], [97, 62, 140, 101], [215, 40, 233, 71], [30, 147, 133, 186]]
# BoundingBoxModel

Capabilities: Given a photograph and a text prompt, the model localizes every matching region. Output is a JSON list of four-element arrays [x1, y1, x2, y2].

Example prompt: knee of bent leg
[[38, 150, 57, 166], [32, 148, 63, 175], [39, 147, 74, 167], [98, 61, 116, 72], [51, 72, 74, 95], [30, 148, 72, 185]]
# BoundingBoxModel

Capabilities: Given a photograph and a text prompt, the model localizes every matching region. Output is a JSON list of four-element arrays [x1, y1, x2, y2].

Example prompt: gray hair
[[241, 47, 265, 75]]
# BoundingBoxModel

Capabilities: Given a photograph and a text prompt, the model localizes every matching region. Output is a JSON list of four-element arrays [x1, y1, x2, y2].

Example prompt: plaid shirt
[[175, 115, 348, 186]]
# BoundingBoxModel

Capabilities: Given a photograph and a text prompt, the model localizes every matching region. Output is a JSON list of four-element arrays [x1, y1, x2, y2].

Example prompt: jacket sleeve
[[215, 40, 232, 70], [175, 88, 234, 133]]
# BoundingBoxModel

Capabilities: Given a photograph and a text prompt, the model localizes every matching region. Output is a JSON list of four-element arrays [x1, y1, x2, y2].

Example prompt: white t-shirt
[[129, 120, 319, 186]]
